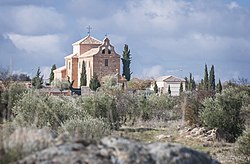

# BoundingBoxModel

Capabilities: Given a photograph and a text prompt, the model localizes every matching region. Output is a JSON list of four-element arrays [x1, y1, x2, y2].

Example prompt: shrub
[[201, 87, 246, 142], [1, 83, 27, 121], [51, 79, 70, 91], [77, 92, 121, 130], [59, 115, 111, 139], [13, 91, 81, 131], [235, 128, 250, 163], [146, 94, 176, 121], [182, 92, 201, 126]]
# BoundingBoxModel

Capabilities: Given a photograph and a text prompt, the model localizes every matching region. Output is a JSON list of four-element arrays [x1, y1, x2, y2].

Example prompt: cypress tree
[[31, 67, 43, 89], [121, 44, 132, 81], [49, 64, 56, 84], [89, 73, 101, 91], [198, 79, 204, 90], [184, 77, 189, 91], [217, 79, 222, 94], [204, 64, 209, 91], [209, 65, 215, 91], [179, 82, 183, 93], [80, 61, 87, 86], [189, 73, 193, 91], [168, 85, 171, 95], [192, 77, 196, 91], [153, 81, 158, 93]]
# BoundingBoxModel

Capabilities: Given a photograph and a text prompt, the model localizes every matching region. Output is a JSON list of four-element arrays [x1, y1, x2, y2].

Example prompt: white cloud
[[40, 66, 51, 79], [142, 65, 163, 78], [6, 5, 65, 35], [7, 33, 64, 56], [227, 2, 240, 10]]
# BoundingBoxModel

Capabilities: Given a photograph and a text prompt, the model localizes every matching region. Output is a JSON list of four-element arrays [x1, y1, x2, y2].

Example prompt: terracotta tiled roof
[[54, 66, 66, 72], [79, 48, 99, 58], [72, 35, 102, 45], [64, 53, 77, 59]]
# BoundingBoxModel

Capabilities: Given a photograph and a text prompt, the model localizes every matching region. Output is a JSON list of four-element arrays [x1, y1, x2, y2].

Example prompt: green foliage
[[201, 88, 247, 142], [80, 61, 87, 86], [179, 82, 183, 94], [89, 73, 101, 91], [31, 67, 43, 89], [51, 79, 70, 91], [77, 91, 120, 130], [102, 75, 118, 90], [146, 94, 177, 121], [49, 64, 56, 84], [235, 128, 250, 163], [153, 81, 158, 93], [59, 115, 110, 139], [204, 64, 209, 91], [1, 83, 27, 121], [121, 44, 132, 81], [127, 78, 152, 90], [182, 93, 201, 126], [209, 65, 215, 91], [13, 91, 81, 130], [168, 85, 171, 95], [184, 77, 188, 91], [217, 79, 222, 94], [185, 73, 196, 91]]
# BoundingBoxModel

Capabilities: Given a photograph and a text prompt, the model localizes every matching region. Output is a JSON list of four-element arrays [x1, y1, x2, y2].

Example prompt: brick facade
[[54, 35, 121, 88]]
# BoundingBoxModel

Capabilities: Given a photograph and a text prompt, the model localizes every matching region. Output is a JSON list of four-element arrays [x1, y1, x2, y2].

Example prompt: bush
[[201, 87, 246, 142], [146, 94, 177, 121], [13, 91, 82, 131], [59, 115, 111, 139], [1, 83, 27, 121], [182, 92, 201, 126], [235, 128, 250, 163], [51, 79, 70, 91], [77, 92, 120, 130]]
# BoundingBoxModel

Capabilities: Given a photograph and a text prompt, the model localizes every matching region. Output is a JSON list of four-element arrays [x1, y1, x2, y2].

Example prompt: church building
[[53, 34, 120, 88]]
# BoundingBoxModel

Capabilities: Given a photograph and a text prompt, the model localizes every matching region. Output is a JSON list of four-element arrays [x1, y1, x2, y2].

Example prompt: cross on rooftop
[[87, 25, 92, 36]]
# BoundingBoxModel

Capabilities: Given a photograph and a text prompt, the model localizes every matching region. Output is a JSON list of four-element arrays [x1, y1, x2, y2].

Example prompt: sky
[[0, 0, 250, 82]]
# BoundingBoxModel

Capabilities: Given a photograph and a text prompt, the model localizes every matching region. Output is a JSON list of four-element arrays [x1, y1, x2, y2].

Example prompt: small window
[[89, 61, 90, 68], [68, 62, 71, 70], [104, 59, 108, 66], [102, 47, 105, 54]]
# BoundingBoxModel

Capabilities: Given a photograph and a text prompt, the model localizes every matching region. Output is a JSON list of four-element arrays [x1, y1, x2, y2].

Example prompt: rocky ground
[[17, 136, 219, 164], [113, 120, 237, 164], [1, 120, 238, 163]]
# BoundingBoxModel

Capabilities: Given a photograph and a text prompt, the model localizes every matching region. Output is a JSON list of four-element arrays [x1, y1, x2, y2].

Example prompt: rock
[[18, 137, 220, 164], [4, 127, 54, 154], [155, 134, 172, 140], [181, 127, 218, 142]]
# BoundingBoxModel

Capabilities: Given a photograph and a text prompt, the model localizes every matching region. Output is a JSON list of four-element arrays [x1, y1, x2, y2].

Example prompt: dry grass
[[112, 119, 237, 164]]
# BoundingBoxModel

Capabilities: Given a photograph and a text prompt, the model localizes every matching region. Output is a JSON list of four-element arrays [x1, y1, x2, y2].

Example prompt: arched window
[[108, 46, 111, 54], [102, 47, 105, 54]]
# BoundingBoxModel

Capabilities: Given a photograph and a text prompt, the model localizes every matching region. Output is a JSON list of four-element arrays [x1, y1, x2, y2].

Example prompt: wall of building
[[78, 57, 93, 87], [71, 58, 79, 88], [93, 46, 120, 83]]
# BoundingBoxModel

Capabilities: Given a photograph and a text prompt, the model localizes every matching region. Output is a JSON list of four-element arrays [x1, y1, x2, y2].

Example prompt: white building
[[152, 75, 185, 96]]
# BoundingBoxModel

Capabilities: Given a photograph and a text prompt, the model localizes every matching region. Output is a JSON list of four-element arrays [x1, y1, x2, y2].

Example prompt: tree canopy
[[89, 73, 101, 91], [80, 61, 87, 86], [49, 64, 56, 84], [121, 44, 132, 81]]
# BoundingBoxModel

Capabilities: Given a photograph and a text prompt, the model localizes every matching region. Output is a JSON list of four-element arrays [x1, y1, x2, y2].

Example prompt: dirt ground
[[112, 120, 237, 164]]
